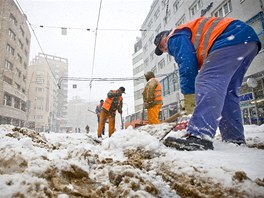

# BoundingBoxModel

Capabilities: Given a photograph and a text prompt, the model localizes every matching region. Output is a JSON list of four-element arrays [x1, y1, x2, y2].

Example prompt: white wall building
[[136, 0, 264, 123]]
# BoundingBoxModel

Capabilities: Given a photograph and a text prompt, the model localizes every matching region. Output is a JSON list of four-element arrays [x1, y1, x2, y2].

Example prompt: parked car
[[173, 115, 191, 131]]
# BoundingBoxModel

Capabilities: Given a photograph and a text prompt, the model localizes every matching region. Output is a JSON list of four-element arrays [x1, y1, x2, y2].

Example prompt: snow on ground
[[0, 124, 264, 198]]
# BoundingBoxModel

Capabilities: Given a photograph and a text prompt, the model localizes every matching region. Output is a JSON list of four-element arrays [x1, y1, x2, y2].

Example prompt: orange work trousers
[[97, 109, 116, 137], [147, 104, 162, 124]]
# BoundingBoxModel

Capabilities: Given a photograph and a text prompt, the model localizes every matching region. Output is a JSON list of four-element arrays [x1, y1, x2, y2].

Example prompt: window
[[246, 12, 264, 51], [15, 82, 20, 90], [150, 50, 155, 61], [162, 78, 169, 95], [19, 27, 25, 37], [154, 7, 160, 20], [155, 24, 161, 34], [3, 75, 12, 85], [16, 68, 21, 77], [144, 58, 149, 67], [161, 0, 167, 10], [17, 53, 22, 63], [163, 9, 171, 25], [5, 60, 13, 70], [166, 54, 172, 63], [161, 73, 179, 96], [173, 0, 183, 13], [18, 40, 23, 49], [21, 101, 26, 112], [133, 64, 144, 75], [158, 59, 165, 70], [36, 87, 45, 92], [149, 34, 154, 46], [36, 78, 44, 84], [143, 43, 148, 52], [4, 93, 12, 106], [14, 97, 20, 109], [8, 29, 16, 40], [6, 44, 15, 55], [190, 0, 203, 17], [9, 13, 17, 26], [213, 0, 232, 17], [148, 19, 153, 29], [151, 66, 157, 74], [176, 15, 186, 27]]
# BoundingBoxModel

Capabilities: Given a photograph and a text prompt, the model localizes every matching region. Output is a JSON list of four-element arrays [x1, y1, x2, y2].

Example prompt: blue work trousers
[[187, 42, 259, 142]]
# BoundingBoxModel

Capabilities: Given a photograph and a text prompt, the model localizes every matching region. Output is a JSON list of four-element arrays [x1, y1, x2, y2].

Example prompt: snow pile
[[0, 124, 264, 197]]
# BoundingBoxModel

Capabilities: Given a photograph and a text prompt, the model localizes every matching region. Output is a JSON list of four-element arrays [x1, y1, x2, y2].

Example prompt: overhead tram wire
[[15, 0, 58, 83], [31, 24, 150, 32], [57, 71, 176, 88], [88, 0, 103, 105]]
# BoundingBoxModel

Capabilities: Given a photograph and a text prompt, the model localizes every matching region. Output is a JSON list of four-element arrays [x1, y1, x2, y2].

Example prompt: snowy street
[[0, 124, 264, 197]]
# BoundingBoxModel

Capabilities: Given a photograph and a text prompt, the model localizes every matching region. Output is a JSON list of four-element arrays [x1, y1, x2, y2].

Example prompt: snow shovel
[[159, 111, 185, 141], [161, 111, 186, 123], [159, 125, 177, 141]]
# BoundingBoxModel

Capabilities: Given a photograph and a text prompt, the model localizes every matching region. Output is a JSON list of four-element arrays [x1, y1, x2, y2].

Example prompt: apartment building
[[0, 0, 31, 126], [132, 37, 145, 113], [139, 0, 264, 124], [27, 53, 68, 132]]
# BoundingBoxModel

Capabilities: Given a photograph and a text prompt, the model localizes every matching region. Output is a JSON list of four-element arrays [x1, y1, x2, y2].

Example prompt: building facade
[[0, 0, 31, 126], [27, 53, 68, 132], [67, 97, 98, 133], [138, 0, 264, 124], [132, 37, 145, 113]]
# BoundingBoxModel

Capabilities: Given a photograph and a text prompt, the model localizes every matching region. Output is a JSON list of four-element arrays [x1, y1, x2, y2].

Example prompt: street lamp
[[247, 78, 259, 125]]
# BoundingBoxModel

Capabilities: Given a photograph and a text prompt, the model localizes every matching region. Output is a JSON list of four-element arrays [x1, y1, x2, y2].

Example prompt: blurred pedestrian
[[85, 125, 90, 133], [97, 87, 125, 138], [95, 99, 105, 135]]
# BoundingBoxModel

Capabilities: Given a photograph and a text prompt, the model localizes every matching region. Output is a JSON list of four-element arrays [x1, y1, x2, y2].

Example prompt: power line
[[31, 24, 150, 32], [88, 0, 103, 106], [57, 71, 176, 88]]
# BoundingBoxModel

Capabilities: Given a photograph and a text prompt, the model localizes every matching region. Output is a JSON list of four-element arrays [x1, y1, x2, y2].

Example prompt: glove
[[144, 101, 154, 109], [183, 94, 196, 114]]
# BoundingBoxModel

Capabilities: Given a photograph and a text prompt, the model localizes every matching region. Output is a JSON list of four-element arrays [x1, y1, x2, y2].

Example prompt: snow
[[0, 124, 264, 197]]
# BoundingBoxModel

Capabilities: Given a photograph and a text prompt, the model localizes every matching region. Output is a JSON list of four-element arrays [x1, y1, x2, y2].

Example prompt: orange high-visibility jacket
[[143, 78, 163, 104], [168, 17, 234, 67], [103, 90, 123, 112]]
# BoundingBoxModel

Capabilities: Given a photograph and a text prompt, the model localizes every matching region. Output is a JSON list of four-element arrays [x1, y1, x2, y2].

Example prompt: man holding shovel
[[97, 87, 125, 138]]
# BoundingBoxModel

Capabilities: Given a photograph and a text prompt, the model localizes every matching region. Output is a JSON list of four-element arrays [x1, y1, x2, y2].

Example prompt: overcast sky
[[18, 0, 153, 115]]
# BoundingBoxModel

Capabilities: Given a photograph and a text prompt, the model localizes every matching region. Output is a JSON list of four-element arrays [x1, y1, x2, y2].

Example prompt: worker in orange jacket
[[142, 71, 163, 124], [154, 17, 261, 150], [97, 87, 125, 138]]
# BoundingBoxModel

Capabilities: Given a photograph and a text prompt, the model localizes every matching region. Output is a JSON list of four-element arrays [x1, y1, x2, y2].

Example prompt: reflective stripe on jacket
[[102, 90, 123, 112], [168, 17, 234, 67]]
